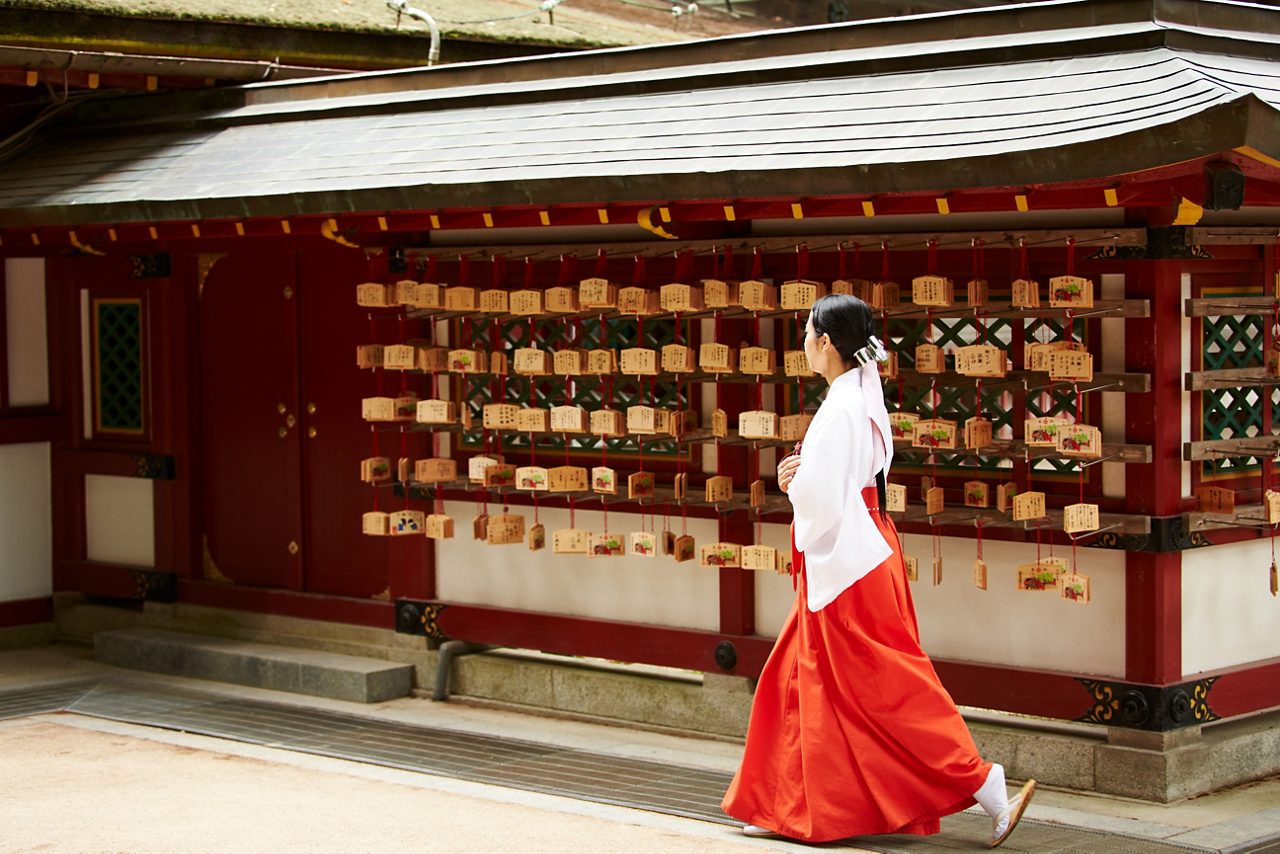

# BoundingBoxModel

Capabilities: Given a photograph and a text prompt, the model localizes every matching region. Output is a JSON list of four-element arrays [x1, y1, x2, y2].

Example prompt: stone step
[[94, 627, 413, 703]]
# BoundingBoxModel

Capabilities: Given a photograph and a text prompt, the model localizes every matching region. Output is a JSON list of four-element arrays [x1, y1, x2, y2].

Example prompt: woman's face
[[803, 316, 830, 375]]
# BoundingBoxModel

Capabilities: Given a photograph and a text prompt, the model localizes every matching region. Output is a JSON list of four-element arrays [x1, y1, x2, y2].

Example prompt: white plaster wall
[[1182, 540, 1280, 675], [756, 522, 1126, 677], [5, 258, 48, 407], [84, 475, 155, 567], [435, 500, 722, 630], [0, 443, 52, 601]]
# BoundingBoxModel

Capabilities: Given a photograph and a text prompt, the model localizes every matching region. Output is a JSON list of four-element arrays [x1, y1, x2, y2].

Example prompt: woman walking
[[721, 294, 1034, 847]]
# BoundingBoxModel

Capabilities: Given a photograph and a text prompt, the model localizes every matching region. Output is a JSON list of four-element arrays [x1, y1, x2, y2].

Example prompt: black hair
[[808, 293, 876, 367]]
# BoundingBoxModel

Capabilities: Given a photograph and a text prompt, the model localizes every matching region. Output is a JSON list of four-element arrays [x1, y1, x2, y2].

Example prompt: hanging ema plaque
[[963, 481, 989, 508], [628, 471, 656, 499], [545, 286, 579, 313], [964, 416, 994, 450], [1063, 503, 1100, 534], [738, 410, 780, 440], [552, 528, 591, 554], [699, 343, 737, 373], [911, 275, 954, 307], [1055, 424, 1102, 458], [661, 344, 696, 373], [425, 514, 454, 540], [705, 475, 734, 504], [954, 345, 1007, 378], [660, 283, 705, 313], [1061, 572, 1091, 604], [526, 523, 545, 551], [592, 466, 616, 495], [515, 466, 548, 491], [362, 511, 390, 536], [1011, 278, 1040, 308], [578, 277, 617, 309], [700, 542, 742, 568], [741, 544, 778, 572], [515, 408, 550, 433], [548, 466, 588, 493], [739, 346, 777, 375], [889, 412, 919, 440], [629, 531, 658, 557], [914, 343, 946, 374], [590, 532, 625, 557], [1048, 275, 1094, 309], [1012, 491, 1047, 521], [781, 279, 826, 311], [911, 418, 958, 451], [486, 514, 526, 545], [886, 483, 907, 513]]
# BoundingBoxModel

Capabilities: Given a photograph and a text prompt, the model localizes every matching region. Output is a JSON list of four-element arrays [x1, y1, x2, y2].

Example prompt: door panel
[[199, 251, 301, 589]]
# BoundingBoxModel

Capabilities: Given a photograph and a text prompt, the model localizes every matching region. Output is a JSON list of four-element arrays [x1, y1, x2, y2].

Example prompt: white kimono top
[[787, 362, 894, 612]]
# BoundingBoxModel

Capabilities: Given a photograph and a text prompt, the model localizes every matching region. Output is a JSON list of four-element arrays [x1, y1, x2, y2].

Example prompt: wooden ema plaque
[[1061, 573, 1091, 604], [482, 403, 519, 430], [1194, 486, 1235, 514], [486, 514, 526, 545], [393, 280, 421, 307], [1017, 562, 1061, 592], [1064, 502, 1100, 534], [1026, 340, 1085, 372], [1012, 490, 1047, 521], [750, 479, 766, 507], [780, 414, 813, 442], [904, 555, 919, 582], [578, 277, 617, 309], [674, 534, 697, 563], [673, 473, 688, 501], [740, 346, 777, 375], [550, 405, 588, 434], [394, 395, 418, 421], [775, 551, 793, 576], [553, 528, 591, 554], [490, 352, 509, 377], [964, 481, 989, 508], [967, 279, 989, 307], [705, 475, 734, 504], [973, 559, 988, 590], [443, 287, 477, 312], [925, 486, 945, 516], [425, 514, 454, 540], [361, 457, 392, 484], [784, 351, 813, 377], [738, 410, 780, 440], [448, 349, 486, 373], [871, 281, 900, 309], [552, 349, 587, 376], [397, 457, 410, 483], [545, 287, 579, 313], [911, 275, 954, 307], [418, 347, 448, 373], [516, 408, 550, 433], [356, 344, 384, 369], [738, 280, 778, 312], [516, 466, 548, 491], [700, 343, 737, 373], [1048, 350, 1094, 383], [712, 408, 729, 439], [1048, 275, 1094, 309], [527, 523, 545, 551], [1056, 424, 1101, 458], [1267, 338, 1280, 378], [414, 402, 455, 425], [780, 279, 825, 311], [628, 471, 656, 499], [382, 344, 417, 371], [618, 286, 660, 316], [954, 345, 1007, 378], [1011, 278, 1040, 308], [479, 289, 509, 314], [361, 397, 396, 422], [912, 418, 958, 451], [389, 510, 425, 536], [587, 349, 617, 374], [509, 289, 543, 316], [620, 348, 659, 376], [660, 283, 704, 313], [889, 412, 919, 440], [591, 535, 627, 560], [886, 483, 907, 513], [483, 465, 516, 488], [590, 408, 626, 437], [468, 455, 502, 483], [627, 405, 658, 435], [662, 344, 696, 373], [414, 458, 457, 484], [997, 482, 1018, 513], [629, 531, 658, 558], [964, 416, 993, 450], [701, 542, 742, 568], [1025, 416, 1071, 447], [878, 351, 899, 381], [363, 511, 390, 536], [1267, 489, 1280, 524], [514, 348, 551, 376], [932, 555, 943, 587], [915, 343, 946, 374], [742, 544, 778, 572], [356, 282, 394, 307], [548, 466, 588, 493], [592, 466, 616, 494], [702, 278, 737, 308], [831, 278, 871, 300]]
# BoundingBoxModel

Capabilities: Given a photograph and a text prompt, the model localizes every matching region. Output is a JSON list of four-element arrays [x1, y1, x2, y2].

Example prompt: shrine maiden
[[721, 293, 1035, 847]]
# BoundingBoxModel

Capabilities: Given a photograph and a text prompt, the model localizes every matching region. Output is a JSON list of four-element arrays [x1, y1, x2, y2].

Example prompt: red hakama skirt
[[721, 486, 990, 843]]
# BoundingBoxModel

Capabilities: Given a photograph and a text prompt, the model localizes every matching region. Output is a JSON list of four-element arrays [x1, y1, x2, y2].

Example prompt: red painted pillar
[[1124, 259, 1184, 684]]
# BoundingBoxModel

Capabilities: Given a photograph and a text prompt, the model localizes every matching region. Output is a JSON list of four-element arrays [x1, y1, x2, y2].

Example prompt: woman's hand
[[777, 453, 801, 494]]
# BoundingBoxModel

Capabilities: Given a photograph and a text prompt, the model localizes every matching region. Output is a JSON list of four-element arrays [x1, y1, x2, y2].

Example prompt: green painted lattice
[[95, 301, 144, 433], [1201, 311, 1276, 474]]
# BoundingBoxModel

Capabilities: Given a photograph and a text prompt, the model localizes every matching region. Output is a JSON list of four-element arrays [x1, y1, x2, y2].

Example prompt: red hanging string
[[595, 248, 608, 278], [852, 242, 862, 278], [370, 425, 381, 512], [723, 245, 735, 280], [796, 244, 809, 280], [751, 247, 763, 279], [880, 241, 891, 280], [712, 245, 721, 280], [426, 254, 438, 282], [926, 239, 938, 275], [632, 254, 647, 288], [837, 242, 847, 280], [925, 307, 935, 344], [400, 427, 410, 510], [1018, 238, 1029, 279], [1066, 237, 1077, 276], [398, 313, 409, 394]]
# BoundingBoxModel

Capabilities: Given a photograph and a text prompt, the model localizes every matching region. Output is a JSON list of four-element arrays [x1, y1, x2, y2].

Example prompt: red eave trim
[[0, 413, 67, 445], [0, 596, 53, 629], [178, 580, 395, 630]]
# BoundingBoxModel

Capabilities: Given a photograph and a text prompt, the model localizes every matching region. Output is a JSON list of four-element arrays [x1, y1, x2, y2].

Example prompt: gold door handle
[[286, 414, 297, 429], [278, 427, 288, 438], [288, 541, 299, 555], [277, 403, 287, 414], [306, 403, 317, 414], [307, 427, 317, 438]]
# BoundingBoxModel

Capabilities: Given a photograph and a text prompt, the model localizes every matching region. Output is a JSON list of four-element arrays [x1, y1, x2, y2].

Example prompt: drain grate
[[0, 680, 1219, 852]]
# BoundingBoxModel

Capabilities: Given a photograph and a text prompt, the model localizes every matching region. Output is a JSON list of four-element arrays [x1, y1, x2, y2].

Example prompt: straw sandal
[[990, 779, 1037, 849]]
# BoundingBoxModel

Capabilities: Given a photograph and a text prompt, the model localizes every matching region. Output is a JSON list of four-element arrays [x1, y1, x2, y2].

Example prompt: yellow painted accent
[[234, 222, 244, 236], [108, 228, 118, 242], [1235, 146, 1280, 169], [1173, 197, 1204, 226], [597, 209, 609, 224], [30, 233, 39, 246], [69, 231, 105, 256], [320, 218, 360, 249], [1104, 188, 1119, 207], [1015, 194, 1029, 212], [539, 211, 550, 226], [148, 226, 158, 240], [936, 197, 951, 215], [378, 216, 389, 231], [637, 208, 677, 240], [723, 205, 736, 222], [190, 224, 201, 238], [25, 71, 37, 86], [429, 215, 440, 229], [87, 73, 99, 89], [659, 207, 671, 222], [281, 220, 292, 234], [145, 75, 157, 91], [791, 203, 804, 219], [861, 201, 875, 217], [483, 213, 494, 228]]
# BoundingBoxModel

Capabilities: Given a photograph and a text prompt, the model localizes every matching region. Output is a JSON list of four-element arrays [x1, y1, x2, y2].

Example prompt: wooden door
[[199, 250, 302, 589]]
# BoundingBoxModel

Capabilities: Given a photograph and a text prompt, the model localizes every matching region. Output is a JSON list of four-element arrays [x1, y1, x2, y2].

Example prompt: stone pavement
[[1, 644, 1278, 853]]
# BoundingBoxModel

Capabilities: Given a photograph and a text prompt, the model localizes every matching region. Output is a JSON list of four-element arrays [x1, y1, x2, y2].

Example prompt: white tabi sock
[[973, 762, 1008, 820]]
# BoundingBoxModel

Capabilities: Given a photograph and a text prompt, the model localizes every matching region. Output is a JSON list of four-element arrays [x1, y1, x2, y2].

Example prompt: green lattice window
[[93, 299, 144, 435], [1201, 310, 1276, 475], [458, 316, 687, 457]]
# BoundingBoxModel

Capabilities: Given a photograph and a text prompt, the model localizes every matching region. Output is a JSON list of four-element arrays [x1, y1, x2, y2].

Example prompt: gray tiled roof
[[0, 2, 1277, 227]]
